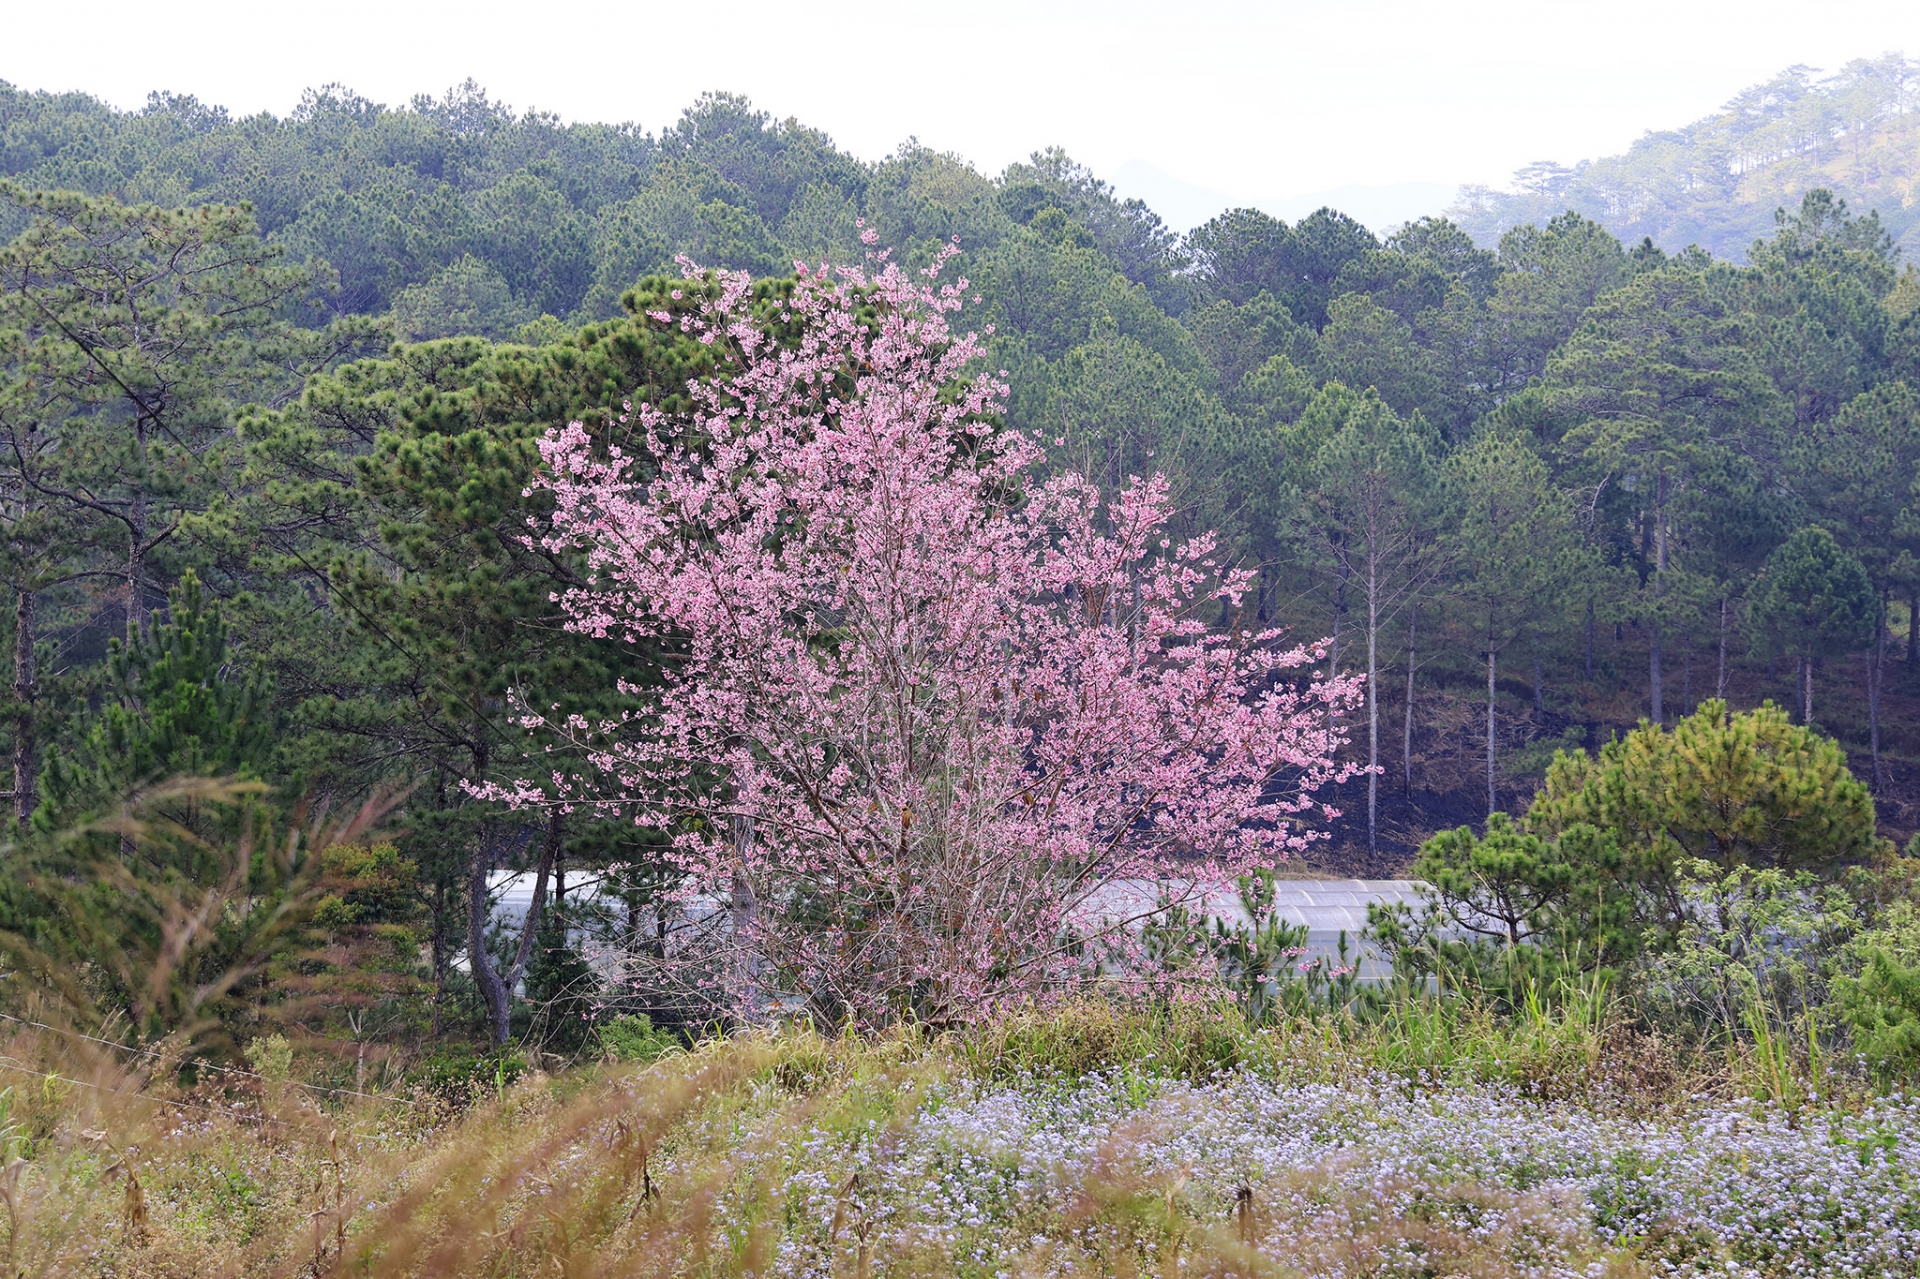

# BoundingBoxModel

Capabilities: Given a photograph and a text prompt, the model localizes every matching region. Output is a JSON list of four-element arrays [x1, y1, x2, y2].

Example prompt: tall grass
[[0, 1021, 1638, 1277], [0, 988, 1888, 1277]]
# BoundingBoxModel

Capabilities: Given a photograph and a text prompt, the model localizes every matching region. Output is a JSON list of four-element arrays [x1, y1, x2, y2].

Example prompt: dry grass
[[0, 1010, 1663, 1278], [0, 998, 1891, 1277]]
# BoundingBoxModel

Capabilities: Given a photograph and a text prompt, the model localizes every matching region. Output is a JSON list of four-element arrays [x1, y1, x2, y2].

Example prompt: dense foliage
[[1, 67, 1919, 1071]]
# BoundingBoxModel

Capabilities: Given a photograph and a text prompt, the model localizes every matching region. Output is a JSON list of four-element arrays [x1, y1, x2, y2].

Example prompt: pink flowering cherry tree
[[488, 243, 1360, 1027]]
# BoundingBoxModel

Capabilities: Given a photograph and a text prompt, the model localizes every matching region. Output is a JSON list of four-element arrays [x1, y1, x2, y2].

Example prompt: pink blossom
[[481, 248, 1359, 1027]]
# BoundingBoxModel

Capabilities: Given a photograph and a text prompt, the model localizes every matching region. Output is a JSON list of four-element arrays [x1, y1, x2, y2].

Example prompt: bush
[[1530, 699, 1881, 880], [406, 1045, 528, 1108], [1836, 950, 1920, 1076], [242, 1033, 292, 1082], [955, 998, 1255, 1082], [1629, 860, 1853, 1052], [597, 1013, 680, 1064], [1366, 815, 1633, 1014]]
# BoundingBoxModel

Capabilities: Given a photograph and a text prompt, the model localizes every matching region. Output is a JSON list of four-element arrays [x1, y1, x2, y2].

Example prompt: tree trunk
[[467, 825, 514, 1049], [1649, 621, 1663, 725], [1649, 472, 1667, 725], [470, 809, 559, 1050], [1367, 554, 1379, 854], [730, 812, 765, 1025], [429, 885, 446, 1040], [1327, 548, 1348, 754], [511, 810, 561, 984], [1403, 603, 1417, 798], [1584, 593, 1595, 682], [1871, 587, 1888, 790], [429, 770, 451, 1039], [1728, 595, 1743, 699], [1532, 654, 1544, 721], [1486, 624, 1498, 819], [1908, 583, 1918, 666], [1801, 653, 1813, 726], [127, 415, 150, 642], [12, 588, 34, 825]]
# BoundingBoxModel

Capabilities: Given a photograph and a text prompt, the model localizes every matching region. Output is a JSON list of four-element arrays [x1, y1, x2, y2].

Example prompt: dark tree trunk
[[1403, 603, 1417, 798], [1366, 554, 1379, 855], [1327, 549, 1349, 752], [1801, 654, 1813, 726], [1649, 621, 1663, 725], [467, 825, 514, 1048], [1871, 588, 1888, 790], [730, 812, 765, 1024], [1486, 625, 1498, 819], [429, 883, 446, 1039], [470, 806, 560, 1049], [1909, 584, 1918, 666], [1649, 473, 1668, 725], [127, 415, 151, 642], [1584, 593, 1595, 682], [12, 588, 34, 825], [429, 768, 451, 1038], [510, 811, 561, 987], [1728, 595, 1743, 699]]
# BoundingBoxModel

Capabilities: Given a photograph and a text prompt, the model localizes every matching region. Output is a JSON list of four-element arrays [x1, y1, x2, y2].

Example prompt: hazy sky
[[4, 0, 1916, 226]]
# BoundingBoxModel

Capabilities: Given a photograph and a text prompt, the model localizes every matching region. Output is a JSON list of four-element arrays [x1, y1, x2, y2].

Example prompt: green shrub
[[406, 1045, 528, 1107], [956, 998, 1255, 1082], [1836, 949, 1920, 1076], [243, 1033, 292, 1082], [597, 1014, 680, 1064], [1530, 700, 1883, 890]]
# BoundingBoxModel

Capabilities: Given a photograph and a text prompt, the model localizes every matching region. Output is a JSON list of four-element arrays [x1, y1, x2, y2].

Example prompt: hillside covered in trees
[[2, 58, 1919, 926], [1453, 55, 1920, 261]]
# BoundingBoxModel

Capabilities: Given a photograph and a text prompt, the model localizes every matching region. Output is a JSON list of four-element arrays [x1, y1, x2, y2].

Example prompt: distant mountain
[[1450, 56, 1920, 260]]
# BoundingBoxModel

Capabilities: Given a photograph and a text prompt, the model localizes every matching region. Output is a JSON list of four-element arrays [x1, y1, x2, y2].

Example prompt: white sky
[[3, 0, 1915, 223]]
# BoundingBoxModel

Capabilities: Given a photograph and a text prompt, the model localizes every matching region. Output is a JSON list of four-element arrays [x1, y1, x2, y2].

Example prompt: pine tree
[[1750, 526, 1877, 726], [1443, 430, 1580, 817], [36, 571, 276, 833]]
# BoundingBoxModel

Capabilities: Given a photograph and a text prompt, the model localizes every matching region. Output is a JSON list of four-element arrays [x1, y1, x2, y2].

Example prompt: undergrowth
[[0, 996, 1901, 1276]]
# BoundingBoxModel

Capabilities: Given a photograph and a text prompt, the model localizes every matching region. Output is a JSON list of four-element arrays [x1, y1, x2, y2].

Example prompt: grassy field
[[0, 998, 1914, 1278]]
